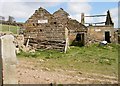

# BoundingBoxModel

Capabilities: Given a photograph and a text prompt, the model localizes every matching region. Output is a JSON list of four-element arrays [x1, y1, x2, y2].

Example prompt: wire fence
[[0, 24, 20, 34]]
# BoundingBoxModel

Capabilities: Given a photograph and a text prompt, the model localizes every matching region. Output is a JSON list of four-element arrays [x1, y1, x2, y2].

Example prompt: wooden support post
[[26, 36, 30, 47], [64, 27, 69, 53]]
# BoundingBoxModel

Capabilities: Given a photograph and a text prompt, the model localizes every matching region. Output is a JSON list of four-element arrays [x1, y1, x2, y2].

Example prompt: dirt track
[[17, 58, 118, 84]]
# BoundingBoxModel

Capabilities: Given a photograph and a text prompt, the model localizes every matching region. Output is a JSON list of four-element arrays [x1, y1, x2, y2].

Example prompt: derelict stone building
[[82, 10, 115, 44], [24, 7, 87, 51]]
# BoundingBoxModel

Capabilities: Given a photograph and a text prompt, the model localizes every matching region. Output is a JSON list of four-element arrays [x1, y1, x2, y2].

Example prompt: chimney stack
[[81, 13, 85, 25], [105, 10, 114, 26]]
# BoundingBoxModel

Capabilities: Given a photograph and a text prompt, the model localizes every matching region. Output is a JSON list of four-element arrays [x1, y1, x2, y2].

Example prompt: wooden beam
[[85, 22, 105, 24], [85, 15, 106, 17]]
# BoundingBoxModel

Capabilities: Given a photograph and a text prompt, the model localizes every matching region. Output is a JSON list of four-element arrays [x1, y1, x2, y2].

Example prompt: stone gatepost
[[0, 35, 18, 85]]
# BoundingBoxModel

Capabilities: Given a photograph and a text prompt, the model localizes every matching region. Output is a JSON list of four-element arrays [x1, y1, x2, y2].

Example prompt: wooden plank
[[85, 15, 106, 17], [85, 22, 105, 24]]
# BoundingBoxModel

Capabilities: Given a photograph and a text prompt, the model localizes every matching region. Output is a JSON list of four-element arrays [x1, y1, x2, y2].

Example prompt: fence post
[[64, 27, 69, 53]]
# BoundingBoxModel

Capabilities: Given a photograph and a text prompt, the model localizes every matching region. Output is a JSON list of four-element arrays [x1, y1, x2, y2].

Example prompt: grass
[[0, 24, 20, 34], [17, 43, 119, 76]]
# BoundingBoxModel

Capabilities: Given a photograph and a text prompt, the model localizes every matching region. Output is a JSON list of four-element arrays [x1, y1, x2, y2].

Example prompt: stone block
[[0, 35, 18, 84]]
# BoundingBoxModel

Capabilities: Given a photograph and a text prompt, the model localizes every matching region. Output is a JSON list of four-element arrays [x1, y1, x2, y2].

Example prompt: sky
[[0, 0, 119, 28]]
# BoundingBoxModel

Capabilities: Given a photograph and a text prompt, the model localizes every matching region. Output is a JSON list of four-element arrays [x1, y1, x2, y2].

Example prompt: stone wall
[[67, 19, 87, 46], [24, 7, 87, 51], [87, 25, 115, 44], [114, 31, 118, 44], [24, 7, 67, 51]]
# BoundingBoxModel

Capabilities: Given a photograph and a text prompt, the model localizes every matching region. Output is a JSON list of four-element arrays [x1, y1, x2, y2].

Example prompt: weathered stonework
[[87, 25, 115, 44], [83, 10, 115, 44], [24, 7, 87, 51], [23, 7, 116, 51]]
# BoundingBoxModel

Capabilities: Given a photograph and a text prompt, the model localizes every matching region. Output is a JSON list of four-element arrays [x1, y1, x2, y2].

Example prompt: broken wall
[[67, 19, 88, 46], [87, 25, 114, 44], [24, 7, 88, 51]]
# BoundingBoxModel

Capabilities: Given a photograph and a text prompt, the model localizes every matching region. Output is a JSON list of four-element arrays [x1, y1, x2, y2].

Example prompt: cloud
[[0, 1, 118, 28], [85, 12, 106, 26], [66, 2, 118, 28], [0, 2, 62, 22], [0, 1, 92, 22], [93, 7, 118, 28], [66, 1, 92, 24], [71, 7, 118, 28], [110, 7, 118, 28], [69, 13, 94, 25], [0, 2, 33, 21], [68, 0, 88, 2], [69, 14, 81, 22], [67, 2, 91, 15], [1, 0, 118, 2], [0, 1, 91, 23], [0, 0, 63, 2]]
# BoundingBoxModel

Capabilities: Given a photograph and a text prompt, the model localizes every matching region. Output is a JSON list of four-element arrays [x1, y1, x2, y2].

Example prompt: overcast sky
[[0, 0, 119, 28]]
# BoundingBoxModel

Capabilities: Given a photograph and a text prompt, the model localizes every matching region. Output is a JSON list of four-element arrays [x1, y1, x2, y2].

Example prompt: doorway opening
[[71, 33, 85, 47], [105, 31, 111, 43], [76, 34, 81, 41]]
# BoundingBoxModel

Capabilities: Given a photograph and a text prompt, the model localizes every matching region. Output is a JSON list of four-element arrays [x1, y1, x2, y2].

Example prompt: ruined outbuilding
[[83, 10, 115, 44], [24, 7, 87, 51], [23, 7, 117, 52]]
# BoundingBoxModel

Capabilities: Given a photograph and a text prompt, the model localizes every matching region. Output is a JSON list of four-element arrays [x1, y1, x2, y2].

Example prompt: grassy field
[[0, 24, 20, 34], [17, 43, 119, 77]]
